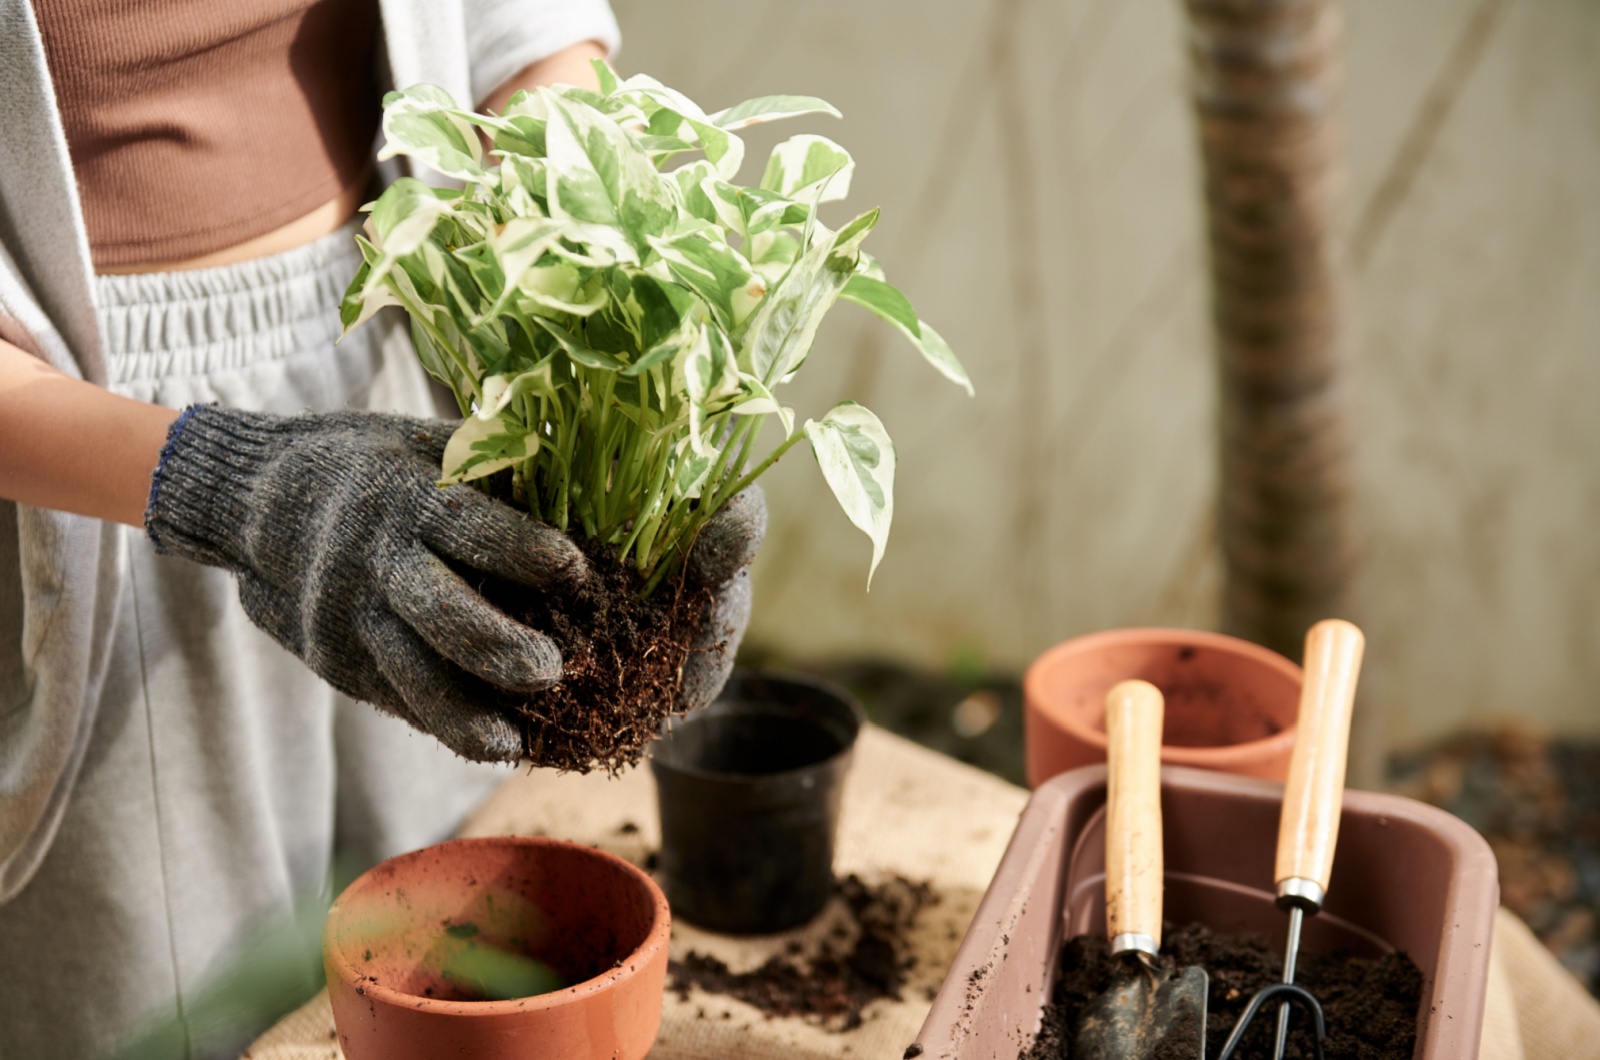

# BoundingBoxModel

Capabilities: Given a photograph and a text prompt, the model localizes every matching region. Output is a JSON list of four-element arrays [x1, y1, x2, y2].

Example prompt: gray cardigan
[[0, 0, 621, 901]]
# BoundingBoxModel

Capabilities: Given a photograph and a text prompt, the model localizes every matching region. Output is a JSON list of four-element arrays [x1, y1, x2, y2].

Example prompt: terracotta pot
[[323, 836, 670, 1060], [1024, 627, 1302, 786], [912, 765, 1499, 1060]]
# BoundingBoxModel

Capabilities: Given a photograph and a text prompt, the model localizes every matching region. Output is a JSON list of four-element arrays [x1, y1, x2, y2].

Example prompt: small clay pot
[[911, 765, 1500, 1060], [1025, 627, 1302, 786], [323, 836, 670, 1060], [649, 670, 864, 934]]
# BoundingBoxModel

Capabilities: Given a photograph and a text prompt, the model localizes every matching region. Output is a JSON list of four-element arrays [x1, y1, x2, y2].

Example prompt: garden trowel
[[1071, 680, 1208, 1060]]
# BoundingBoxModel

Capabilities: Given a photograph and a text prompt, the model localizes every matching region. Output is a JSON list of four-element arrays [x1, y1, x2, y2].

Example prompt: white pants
[[0, 224, 507, 1059]]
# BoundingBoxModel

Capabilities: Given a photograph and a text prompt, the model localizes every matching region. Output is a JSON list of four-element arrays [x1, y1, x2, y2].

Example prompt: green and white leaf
[[841, 275, 973, 395], [730, 374, 795, 437], [440, 412, 539, 484], [710, 95, 842, 130], [362, 179, 453, 285], [517, 260, 607, 317], [531, 316, 627, 370], [648, 229, 765, 329], [804, 402, 896, 586], [541, 90, 679, 246], [477, 358, 558, 419], [670, 438, 714, 498], [760, 135, 854, 203], [683, 326, 742, 455], [344, 72, 965, 588], [378, 85, 487, 181], [741, 208, 879, 386]]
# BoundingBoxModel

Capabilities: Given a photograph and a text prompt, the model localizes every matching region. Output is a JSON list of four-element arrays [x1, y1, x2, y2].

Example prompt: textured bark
[[1185, 0, 1358, 666]]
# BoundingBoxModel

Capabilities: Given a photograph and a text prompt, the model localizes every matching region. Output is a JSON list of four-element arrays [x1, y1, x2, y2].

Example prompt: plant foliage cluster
[[342, 62, 970, 591]]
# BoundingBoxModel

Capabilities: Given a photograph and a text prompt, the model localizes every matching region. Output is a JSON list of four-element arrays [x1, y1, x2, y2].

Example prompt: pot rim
[[323, 835, 670, 1016], [1025, 627, 1302, 765], [648, 668, 866, 783]]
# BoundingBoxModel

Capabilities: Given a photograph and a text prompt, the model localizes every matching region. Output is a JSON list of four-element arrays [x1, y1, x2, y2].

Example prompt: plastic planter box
[[912, 765, 1499, 1059]]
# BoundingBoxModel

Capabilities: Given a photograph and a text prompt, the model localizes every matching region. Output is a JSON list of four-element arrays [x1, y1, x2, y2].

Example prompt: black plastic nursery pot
[[648, 670, 865, 934]]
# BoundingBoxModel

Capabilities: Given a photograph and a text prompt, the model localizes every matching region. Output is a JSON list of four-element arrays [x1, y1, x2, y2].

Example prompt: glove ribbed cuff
[[144, 404, 287, 568]]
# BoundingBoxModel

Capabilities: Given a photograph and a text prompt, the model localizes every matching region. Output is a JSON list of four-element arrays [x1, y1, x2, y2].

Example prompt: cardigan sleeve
[[462, 0, 622, 108]]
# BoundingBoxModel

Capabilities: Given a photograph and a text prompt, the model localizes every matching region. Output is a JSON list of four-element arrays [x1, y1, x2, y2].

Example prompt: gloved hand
[[144, 405, 588, 762], [677, 485, 766, 713]]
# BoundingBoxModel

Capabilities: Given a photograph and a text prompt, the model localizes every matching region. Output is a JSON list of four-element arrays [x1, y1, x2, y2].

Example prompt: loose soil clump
[[668, 874, 937, 1031], [475, 535, 713, 772], [1025, 923, 1422, 1060]]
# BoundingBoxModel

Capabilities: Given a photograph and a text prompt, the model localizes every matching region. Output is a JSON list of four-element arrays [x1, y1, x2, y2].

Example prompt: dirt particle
[[668, 874, 937, 1031]]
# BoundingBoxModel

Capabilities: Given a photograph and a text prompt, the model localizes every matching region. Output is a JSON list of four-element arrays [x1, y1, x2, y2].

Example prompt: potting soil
[[473, 535, 714, 772], [1024, 923, 1422, 1060], [668, 874, 936, 1031]]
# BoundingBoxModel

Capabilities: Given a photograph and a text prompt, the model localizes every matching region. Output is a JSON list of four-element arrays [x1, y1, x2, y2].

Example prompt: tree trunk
[[1184, 0, 1375, 781]]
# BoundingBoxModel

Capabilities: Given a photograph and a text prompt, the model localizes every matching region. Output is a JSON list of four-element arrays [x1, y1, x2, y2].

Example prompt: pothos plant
[[341, 62, 971, 595]]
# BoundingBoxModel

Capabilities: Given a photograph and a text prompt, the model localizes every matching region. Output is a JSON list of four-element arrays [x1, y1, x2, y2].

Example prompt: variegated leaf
[[482, 217, 570, 317], [377, 86, 487, 181], [729, 374, 795, 437], [684, 326, 741, 455], [364, 179, 453, 281], [440, 412, 539, 484], [340, 239, 404, 334], [531, 316, 627, 370], [648, 230, 765, 329], [840, 275, 974, 395], [671, 437, 714, 498], [804, 402, 896, 586], [710, 95, 842, 130], [476, 357, 558, 419], [760, 135, 854, 203], [741, 209, 879, 386], [542, 90, 680, 248], [517, 259, 607, 317]]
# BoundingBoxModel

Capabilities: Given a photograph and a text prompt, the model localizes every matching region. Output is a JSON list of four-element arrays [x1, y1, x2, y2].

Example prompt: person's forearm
[[478, 39, 608, 114], [0, 338, 178, 526]]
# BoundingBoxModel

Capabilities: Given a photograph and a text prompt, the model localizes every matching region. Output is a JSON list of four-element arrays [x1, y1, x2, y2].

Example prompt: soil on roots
[[480, 536, 714, 772]]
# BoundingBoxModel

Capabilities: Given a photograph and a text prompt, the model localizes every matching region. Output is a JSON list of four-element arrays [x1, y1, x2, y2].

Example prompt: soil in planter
[[472, 534, 715, 772], [1024, 923, 1422, 1060], [668, 874, 937, 1031]]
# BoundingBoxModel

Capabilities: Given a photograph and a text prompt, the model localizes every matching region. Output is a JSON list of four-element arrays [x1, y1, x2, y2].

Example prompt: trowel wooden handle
[[1104, 679, 1165, 954], [1274, 619, 1365, 905]]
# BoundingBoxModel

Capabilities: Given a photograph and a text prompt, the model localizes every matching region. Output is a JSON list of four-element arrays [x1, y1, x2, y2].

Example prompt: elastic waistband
[[97, 221, 366, 385]]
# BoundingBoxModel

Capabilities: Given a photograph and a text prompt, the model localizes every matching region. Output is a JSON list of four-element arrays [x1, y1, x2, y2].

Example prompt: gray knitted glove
[[678, 486, 766, 713], [144, 405, 588, 762]]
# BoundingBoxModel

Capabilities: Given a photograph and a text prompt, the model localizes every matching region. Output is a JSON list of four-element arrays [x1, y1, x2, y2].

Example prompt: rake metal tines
[[1213, 981, 1328, 1060]]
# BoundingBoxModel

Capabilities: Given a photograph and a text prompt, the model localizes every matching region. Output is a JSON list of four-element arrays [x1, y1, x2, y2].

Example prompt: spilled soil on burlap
[[1025, 923, 1422, 1060], [669, 875, 937, 1031]]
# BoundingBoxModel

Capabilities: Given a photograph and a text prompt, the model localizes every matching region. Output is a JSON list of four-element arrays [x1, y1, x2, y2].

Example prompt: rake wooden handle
[[1274, 619, 1365, 904], [1105, 679, 1166, 954]]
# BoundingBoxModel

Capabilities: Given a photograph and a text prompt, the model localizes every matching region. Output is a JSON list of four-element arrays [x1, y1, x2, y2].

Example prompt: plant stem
[[720, 423, 801, 509]]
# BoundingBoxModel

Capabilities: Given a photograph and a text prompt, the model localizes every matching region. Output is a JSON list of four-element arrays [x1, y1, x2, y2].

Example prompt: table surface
[[243, 726, 1599, 1060]]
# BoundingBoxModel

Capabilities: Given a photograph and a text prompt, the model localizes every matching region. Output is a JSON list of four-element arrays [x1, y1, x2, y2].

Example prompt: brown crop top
[[33, 0, 383, 270]]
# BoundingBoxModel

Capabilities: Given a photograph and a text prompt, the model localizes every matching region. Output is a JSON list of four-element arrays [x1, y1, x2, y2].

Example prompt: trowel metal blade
[[1071, 963, 1209, 1060]]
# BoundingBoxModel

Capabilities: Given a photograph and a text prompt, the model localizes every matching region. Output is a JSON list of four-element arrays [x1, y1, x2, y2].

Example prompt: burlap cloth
[[242, 727, 1600, 1060]]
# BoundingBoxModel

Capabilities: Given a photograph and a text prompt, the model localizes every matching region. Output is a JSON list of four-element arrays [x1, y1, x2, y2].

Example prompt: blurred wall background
[[609, 0, 1600, 750]]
